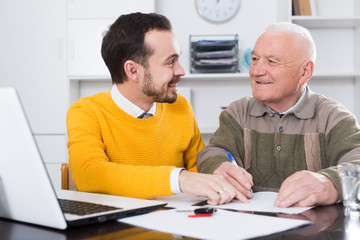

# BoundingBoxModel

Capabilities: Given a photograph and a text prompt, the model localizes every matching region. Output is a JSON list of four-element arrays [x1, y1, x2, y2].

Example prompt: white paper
[[119, 209, 312, 240], [213, 191, 313, 214], [157, 192, 313, 214], [155, 193, 207, 209]]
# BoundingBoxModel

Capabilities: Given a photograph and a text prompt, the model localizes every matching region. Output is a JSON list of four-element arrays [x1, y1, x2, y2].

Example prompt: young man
[[197, 22, 360, 207], [66, 12, 243, 205]]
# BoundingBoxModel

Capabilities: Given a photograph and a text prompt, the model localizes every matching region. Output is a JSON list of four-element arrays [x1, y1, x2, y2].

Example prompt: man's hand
[[275, 170, 340, 208], [213, 162, 254, 200], [179, 170, 247, 205]]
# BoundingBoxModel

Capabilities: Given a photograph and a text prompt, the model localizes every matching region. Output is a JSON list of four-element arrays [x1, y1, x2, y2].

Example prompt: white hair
[[265, 22, 316, 63]]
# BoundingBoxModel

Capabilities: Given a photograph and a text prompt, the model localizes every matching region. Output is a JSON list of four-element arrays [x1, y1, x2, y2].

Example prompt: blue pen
[[227, 151, 254, 196], [227, 151, 237, 166]]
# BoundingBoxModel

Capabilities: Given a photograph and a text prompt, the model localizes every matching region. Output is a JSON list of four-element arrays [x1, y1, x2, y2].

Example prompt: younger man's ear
[[124, 60, 141, 83]]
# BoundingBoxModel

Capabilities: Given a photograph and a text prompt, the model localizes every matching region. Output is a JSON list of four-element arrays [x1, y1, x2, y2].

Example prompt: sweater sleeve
[[66, 100, 175, 199], [318, 116, 360, 199], [197, 109, 245, 174]]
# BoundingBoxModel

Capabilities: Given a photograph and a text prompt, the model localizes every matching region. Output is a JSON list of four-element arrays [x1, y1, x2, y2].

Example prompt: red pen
[[188, 213, 213, 217]]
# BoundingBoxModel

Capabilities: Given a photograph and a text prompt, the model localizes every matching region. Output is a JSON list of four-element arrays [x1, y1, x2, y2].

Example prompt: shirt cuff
[[170, 168, 184, 194]]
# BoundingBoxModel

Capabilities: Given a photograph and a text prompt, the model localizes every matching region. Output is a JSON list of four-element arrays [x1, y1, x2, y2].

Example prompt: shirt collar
[[251, 86, 316, 119], [265, 87, 307, 115], [110, 84, 156, 118]]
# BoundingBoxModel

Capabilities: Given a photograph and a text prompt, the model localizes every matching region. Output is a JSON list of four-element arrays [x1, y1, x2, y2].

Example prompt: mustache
[[169, 76, 181, 85]]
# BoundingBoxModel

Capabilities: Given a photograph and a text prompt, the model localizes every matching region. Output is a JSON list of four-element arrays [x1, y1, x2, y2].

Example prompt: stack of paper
[[118, 192, 313, 239]]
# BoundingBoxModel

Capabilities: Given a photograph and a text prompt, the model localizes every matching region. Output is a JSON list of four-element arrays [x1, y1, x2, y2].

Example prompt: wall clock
[[195, 0, 240, 23]]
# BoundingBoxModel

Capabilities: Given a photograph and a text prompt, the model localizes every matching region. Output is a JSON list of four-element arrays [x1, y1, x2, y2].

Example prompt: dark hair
[[101, 12, 172, 84]]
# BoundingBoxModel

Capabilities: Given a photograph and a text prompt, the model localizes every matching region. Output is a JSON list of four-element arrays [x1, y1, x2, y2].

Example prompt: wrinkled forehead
[[253, 32, 304, 59]]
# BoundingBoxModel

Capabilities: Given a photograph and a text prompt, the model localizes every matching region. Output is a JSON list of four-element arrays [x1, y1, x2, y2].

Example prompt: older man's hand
[[275, 170, 340, 208]]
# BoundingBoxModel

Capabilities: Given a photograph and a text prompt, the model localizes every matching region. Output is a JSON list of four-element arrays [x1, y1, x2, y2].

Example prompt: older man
[[197, 22, 360, 207]]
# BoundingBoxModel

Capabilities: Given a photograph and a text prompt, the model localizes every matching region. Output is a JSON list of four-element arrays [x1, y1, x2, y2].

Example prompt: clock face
[[195, 0, 240, 23]]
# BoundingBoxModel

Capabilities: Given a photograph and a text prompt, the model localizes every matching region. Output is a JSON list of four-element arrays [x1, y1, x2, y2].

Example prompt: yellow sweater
[[66, 90, 204, 199]]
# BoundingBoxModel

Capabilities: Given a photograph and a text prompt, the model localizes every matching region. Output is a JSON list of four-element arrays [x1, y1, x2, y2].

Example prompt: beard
[[142, 69, 180, 103]]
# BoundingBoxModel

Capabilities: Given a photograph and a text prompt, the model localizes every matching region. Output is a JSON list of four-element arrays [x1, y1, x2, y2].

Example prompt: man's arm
[[177, 99, 247, 204], [276, 116, 360, 207], [197, 110, 254, 200]]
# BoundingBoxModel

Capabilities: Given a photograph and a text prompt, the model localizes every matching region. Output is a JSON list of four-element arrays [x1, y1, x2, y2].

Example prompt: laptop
[[0, 87, 167, 230], [0, 216, 136, 240]]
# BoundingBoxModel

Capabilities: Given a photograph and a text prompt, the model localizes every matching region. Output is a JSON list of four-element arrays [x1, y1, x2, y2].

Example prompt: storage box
[[189, 34, 239, 74]]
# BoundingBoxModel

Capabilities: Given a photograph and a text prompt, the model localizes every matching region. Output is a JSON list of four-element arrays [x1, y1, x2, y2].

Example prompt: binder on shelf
[[293, 0, 316, 16], [301, 0, 312, 16], [292, 0, 301, 16], [189, 34, 239, 74]]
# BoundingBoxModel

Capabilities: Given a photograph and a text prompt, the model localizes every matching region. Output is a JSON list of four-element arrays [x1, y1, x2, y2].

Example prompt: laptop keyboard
[[58, 199, 122, 216]]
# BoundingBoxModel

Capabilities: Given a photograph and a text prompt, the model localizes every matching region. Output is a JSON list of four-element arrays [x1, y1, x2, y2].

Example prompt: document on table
[[156, 192, 313, 214], [212, 191, 313, 214], [155, 193, 207, 209], [119, 208, 312, 240]]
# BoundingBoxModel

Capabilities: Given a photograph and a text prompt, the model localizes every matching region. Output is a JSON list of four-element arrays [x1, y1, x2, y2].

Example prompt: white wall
[[156, 0, 281, 74]]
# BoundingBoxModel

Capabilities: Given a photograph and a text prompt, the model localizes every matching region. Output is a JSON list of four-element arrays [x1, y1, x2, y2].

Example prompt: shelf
[[183, 72, 249, 80], [68, 73, 251, 81], [68, 71, 360, 82], [187, 72, 360, 80], [312, 72, 360, 78], [69, 75, 111, 81], [291, 16, 360, 28]]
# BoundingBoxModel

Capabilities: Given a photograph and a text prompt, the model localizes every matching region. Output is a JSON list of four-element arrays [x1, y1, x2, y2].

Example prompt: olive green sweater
[[197, 86, 360, 198]]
